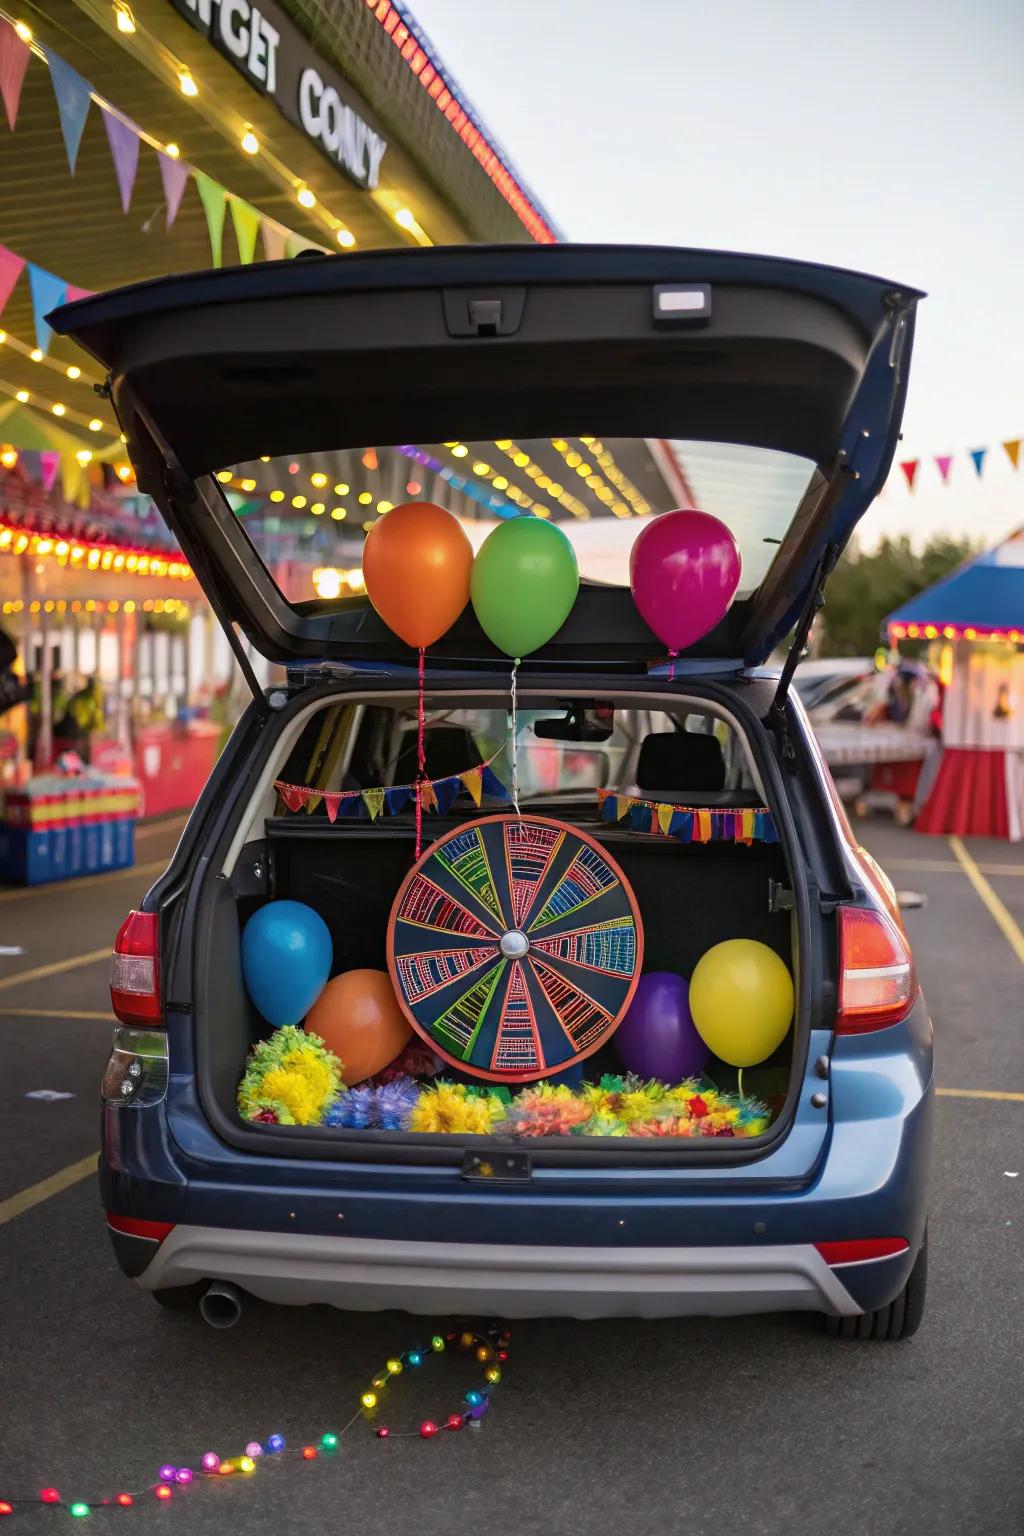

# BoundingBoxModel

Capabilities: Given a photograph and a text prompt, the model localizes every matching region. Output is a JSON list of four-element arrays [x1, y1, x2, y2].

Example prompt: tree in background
[[819, 534, 976, 656]]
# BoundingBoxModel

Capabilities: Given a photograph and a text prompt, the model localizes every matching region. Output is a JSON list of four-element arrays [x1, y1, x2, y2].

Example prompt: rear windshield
[[215, 437, 817, 608]]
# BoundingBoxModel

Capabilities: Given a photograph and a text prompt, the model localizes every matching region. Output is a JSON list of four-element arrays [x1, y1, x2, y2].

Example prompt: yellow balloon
[[689, 939, 794, 1068]]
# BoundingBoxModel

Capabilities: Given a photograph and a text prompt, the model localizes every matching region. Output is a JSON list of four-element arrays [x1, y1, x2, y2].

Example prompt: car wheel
[[824, 1230, 927, 1341], [151, 1282, 206, 1313]]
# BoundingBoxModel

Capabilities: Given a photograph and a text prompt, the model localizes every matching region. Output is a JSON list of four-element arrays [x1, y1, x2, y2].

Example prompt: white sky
[[412, 0, 1024, 553]]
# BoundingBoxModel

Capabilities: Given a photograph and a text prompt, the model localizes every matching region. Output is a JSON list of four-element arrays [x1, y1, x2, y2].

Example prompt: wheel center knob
[[500, 930, 530, 959]]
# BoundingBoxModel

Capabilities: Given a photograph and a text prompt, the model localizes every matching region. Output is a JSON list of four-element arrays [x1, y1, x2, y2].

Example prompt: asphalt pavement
[[0, 814, 1020, 1535]]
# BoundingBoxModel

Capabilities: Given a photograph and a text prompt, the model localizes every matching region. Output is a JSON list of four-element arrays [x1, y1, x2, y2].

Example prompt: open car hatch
[[50, 244, 922, 673]]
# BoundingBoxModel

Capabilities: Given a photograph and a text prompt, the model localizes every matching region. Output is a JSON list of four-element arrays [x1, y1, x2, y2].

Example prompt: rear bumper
[[134, 1225, 863, 1320]]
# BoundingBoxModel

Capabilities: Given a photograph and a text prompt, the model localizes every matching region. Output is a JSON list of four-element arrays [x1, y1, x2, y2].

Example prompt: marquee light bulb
[[76, 449, 92, 466], [113, 2, 136, 33], [29, 348, 43, 362], [66, 365, 81, 379], [297, 185, 316, 209], [336, 229, 356, 248], [164, 142, 180, 159], [178, 68, 198, 97], [51, 403, 66, 417], [240, 128, 259, 155], [15, 391, 29, 404], [14, 20, 31, 42], [88, 418, 102, 431], [394, 207, 416, 231]]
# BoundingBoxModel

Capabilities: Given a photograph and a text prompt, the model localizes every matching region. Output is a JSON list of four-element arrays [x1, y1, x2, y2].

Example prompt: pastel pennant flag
[[194, 172, 227, 268], [1003, 439, 1021, 470], [362, 787, 385, 821], [323, 791, 342, 823], [260, 219, 287, 262], [459, 767, 483, 807], [969, 448, 987, 479], [229, 197, 261, 265], [934, 454, 953, 485], [64, 284, 95, 304], [656, 802, 674, 836], [0, 23, 30, 130], [158, 152, 189, 229], [45, 48, 92, 172], [285, 233, 324, 257], [39, 449, 60, 493], [899, 460, 919, 491], [102, 109, 140, 213], [0, 243, 25, 322], [27, 263, 68, 353]]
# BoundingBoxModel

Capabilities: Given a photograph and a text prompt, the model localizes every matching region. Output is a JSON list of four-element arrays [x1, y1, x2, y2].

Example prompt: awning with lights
[[886, 530, 1024, 645]]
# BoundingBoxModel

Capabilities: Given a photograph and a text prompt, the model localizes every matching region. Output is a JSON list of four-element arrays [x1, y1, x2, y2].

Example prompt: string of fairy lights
[[0, 1325, 509, 1517]]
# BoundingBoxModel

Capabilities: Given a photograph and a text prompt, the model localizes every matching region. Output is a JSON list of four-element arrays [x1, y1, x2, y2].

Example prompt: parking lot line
[[0, 947, 110, 992], [0, 859, 167, 905], [937, 1087, 1024, 1102], [0, 1153, 97, 1227], [949, 836, 1024, 967], [0, 1006, 113, 1020], [883, 857, 1024, 876]]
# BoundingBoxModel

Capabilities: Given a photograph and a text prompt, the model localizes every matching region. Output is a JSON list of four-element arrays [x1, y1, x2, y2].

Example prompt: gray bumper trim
[[141, 1226, 860, 1320]]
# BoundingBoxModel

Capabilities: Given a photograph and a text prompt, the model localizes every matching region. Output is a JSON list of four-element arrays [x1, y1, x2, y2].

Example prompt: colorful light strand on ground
[[0, 1325, 507, 1516]]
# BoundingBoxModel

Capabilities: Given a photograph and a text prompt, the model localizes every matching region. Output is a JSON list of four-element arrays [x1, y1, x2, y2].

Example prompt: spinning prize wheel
[[387, 815, 643, 1083]]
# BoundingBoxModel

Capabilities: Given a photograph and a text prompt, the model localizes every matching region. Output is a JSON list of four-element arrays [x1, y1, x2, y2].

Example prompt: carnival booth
[[886, 529, 1024, 840]]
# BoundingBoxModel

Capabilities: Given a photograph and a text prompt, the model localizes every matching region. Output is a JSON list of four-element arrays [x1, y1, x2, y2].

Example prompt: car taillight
[[836, 905, 917, 1033], [815, 1237, 909, 1266], [110, 910, 161, 1025]]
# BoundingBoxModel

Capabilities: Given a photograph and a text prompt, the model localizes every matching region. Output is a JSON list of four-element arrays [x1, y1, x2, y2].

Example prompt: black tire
[[151, 1281, 206, 1313], [824, 1230, 927, 1341]]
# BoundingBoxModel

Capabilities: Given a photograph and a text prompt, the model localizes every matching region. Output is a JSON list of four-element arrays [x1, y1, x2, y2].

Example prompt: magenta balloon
[[630, 510, 742, 652], [614, 972, 708, 1081]]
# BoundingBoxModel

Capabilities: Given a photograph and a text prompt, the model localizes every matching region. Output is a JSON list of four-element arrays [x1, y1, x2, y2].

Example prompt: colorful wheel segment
[[387, 816, 643, 1082]]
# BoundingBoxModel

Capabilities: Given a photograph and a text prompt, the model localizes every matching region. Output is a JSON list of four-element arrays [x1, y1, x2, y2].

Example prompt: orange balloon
[[362, 501, 473, 648], [305, 969, 412, 1085]]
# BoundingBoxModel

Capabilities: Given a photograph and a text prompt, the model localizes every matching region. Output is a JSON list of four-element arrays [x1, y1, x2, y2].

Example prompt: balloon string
[[415, 646, 426, 860], [510, 658, 521, 818], [668, 648, 679, 682], [737, 1067, 745, 1103]]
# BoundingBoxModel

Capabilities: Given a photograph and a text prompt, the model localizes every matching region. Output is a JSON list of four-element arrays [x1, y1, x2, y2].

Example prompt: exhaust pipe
[[199, 1281, 244, 1329]]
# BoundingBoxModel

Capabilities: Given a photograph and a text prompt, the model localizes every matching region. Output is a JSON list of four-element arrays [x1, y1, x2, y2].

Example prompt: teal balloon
[[470, 518, 579, 657], [242, 900, 332, 1027]]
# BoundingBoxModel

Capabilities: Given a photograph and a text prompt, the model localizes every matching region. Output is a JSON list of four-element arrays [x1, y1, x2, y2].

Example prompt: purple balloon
[[630, 510, 742, 653], [615, 972, 708, 1081]]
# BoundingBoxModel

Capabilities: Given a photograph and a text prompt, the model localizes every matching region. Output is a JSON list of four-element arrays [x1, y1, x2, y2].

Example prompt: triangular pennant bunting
[[656, 803, 674, 836], [285, 233, 323, 258], [303, 791, 323, 815], [419, 780, 438, 813], [696, 810, 713, 843], [158, 152, 189, 230], [1003, 439, 1021, 470], [39, 449, 60, 492], [899, 460, 919, 491], [459, 767, 483, 807], [64, 284, 95, 304], [277, 784, 304, 812], [0, 23, 30, 131], [362, 787, 385, 821], [934, 454, 953, 484], [45, 48, 92, 172], [323, 792, 342, 824], [27, 263, 68, 353], [194, 172, 228, 267], [261, 220, 287, 262], [384, 787, 411, 815], [969, 448, 987, 478], [615, 796, 632, 822], [229, 197, 261, 265], [0, 244, 25, 322], [102, 109, 140, 213]]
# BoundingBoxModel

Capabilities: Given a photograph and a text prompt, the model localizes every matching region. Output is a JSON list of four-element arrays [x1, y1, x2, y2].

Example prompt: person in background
[[0, 624, 31, 721], [55, 675, 105, 764]]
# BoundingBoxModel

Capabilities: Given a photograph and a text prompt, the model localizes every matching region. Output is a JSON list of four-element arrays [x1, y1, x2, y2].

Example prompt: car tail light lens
[[815, 1237, 909, 1266], [101, 1026, 169, 1107], [110, 910, 160, 1024], [106, 1213, 175, 1244], [836, 905, 917, 1033]]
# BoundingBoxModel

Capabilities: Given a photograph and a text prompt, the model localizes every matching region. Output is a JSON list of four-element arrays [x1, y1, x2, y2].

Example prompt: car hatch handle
[[443, 287, 526, 337]]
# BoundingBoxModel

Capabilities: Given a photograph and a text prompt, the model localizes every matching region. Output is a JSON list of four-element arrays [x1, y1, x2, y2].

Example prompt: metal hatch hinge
[[766, 542, 840, 764]]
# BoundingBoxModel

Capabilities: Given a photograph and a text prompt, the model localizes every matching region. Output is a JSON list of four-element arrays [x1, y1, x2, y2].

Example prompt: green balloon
[[470, 518, 580, 657]]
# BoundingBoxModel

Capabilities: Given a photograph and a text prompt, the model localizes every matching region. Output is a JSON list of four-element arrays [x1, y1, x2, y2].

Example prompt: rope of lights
[[0, 377, 119, 440], [2, 10, 354, 251], [577, 435, 651, 516], [0, 520, 193, 580], [443, 441, 547, 516], [491, 440, 589, 519], [1, 595, 190, 617], [361, 0, 555, 244], [0, 328, 105, 391]]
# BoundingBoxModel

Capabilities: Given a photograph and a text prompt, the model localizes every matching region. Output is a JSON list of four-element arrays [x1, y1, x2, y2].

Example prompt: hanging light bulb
[[88, 417, 102, 432], [51, 403, 66, 417], [394, 208, 416, 231], [113, 2, 136, 33], [15, 391, 29, 404], [29, 348, 43, 362], [164, 142, 181, 159], [240, 127, 259, 155], [14, 20, 32, 42], [76, 449, 92, 466], [66, 365, 81, 380], [336, 228, 356, 248], [296, 185, 316, 209], [178, 67, 198, 97]]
